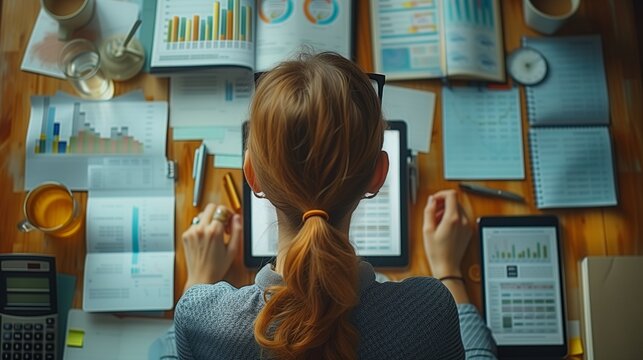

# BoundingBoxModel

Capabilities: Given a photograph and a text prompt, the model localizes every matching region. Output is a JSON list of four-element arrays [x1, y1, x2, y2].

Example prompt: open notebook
[[525, 35, 617, 209]]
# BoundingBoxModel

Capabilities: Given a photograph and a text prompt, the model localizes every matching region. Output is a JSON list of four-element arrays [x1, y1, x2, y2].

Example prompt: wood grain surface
[[1, 0, 641, 329]]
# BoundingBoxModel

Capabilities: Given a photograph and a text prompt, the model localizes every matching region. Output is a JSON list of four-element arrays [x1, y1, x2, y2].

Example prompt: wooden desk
[[1, 0, 641, 328]]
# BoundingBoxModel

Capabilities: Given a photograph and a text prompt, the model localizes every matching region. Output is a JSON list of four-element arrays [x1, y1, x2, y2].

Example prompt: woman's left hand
[[182, 203, 243, 292]]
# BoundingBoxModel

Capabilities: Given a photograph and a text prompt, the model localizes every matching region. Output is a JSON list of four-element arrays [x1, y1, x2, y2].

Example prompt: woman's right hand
[[422, 190, 472, 279]]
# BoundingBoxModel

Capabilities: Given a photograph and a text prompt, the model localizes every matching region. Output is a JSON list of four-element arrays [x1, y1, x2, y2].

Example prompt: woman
[[174, 53, 496, 359]]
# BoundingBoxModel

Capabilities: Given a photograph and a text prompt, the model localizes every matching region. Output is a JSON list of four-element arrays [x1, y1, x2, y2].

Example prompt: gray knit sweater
[[172, 262, 497, 359]]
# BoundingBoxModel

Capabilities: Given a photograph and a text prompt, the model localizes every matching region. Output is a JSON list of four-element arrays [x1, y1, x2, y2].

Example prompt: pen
[[192, 142, 207, 207], [223, 172, 242, 213], [459, 182, 525, 203], [408, 152, 418, 204]]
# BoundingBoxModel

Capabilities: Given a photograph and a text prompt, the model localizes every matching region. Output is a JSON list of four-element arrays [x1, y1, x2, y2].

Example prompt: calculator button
[[34, 324, 43, 331], [23, 355, 31, 360], [34, 343, 43, 351], [45, 333, 54, 341], [45, 343, 54, 351], [2, 353, 9, 360], [24, 324, 33, 331], [45, 356, 53, 360], [34, 333, 42, 341], [45, 318, 54, 325], [24, 332, 33, 341], [2, 323, 11, 330], [24, 343, 32, 351], [3, 332, 11, 340], [12, 352, 21, 360], [13, 333, 22, 341], [13, 342, 21, 351], [2, 342, 10, 350], [14, 324, 22, 331], [34, 355, 42, 360]]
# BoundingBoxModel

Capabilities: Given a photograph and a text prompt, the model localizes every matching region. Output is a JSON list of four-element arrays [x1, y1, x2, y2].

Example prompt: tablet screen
[[250, 128, 402, 258], [482, 226, 565, 346]]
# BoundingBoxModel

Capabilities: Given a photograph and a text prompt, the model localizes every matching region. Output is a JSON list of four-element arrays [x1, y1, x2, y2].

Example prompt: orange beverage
[[19, 182, 83, 237]]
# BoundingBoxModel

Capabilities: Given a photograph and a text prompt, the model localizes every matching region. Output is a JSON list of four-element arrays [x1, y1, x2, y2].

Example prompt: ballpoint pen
[[192, 142, 207, 207], [459, 182, 525, 203], [408, 152, 418, 205]]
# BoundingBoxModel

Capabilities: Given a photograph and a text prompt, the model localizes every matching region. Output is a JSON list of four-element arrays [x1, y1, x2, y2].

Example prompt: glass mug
[[17, 182, 83, 238]]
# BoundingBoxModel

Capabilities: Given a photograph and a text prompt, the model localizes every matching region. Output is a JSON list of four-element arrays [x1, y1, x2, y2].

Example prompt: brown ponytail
[[248, 52, 385, 359]]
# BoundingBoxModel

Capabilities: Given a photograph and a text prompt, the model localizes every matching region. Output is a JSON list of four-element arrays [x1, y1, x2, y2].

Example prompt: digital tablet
[[479, 216, 567, 359], [243, 121, 409, 268]]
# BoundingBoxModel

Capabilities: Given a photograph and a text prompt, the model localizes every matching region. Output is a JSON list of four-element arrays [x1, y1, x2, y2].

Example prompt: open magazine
[[371, 0, 505, 81], [151, 0, 354, 73]]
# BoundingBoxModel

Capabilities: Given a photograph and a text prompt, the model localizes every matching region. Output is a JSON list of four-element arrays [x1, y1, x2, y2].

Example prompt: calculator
[[1, 255, 58, 360]]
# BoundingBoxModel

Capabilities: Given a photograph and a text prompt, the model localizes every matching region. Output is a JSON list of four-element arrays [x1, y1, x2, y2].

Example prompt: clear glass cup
[[58, 38, 114, 100]]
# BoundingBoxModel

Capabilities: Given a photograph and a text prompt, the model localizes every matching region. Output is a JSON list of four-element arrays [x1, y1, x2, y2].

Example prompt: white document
[[25, 95, 168, 190], [151, 0, 352, 71], [442, 87, 524, 180], [64, 309, 173, 360], [21, 0, 140, 78], [255, 0, 353, 71], [382, 85, 436, 153], [84, 157, 175, 312], [170, 69, 253, 128]]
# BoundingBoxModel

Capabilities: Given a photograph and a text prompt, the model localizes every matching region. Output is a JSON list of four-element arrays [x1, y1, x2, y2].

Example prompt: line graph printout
[[25, 96, 168, 190], [250, 129, 402, 257]]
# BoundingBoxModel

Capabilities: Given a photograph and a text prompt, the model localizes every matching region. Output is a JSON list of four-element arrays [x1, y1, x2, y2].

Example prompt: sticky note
[[569, 336, 583, 356], [66, 329, 84, 348]]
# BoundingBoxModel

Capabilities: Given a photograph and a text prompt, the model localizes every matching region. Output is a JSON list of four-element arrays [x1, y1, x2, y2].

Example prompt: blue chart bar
[[132, 206, 140, 274], [225, 80, 233, 101], [46, 107, 56, 152], [447, 0, 494, 27]]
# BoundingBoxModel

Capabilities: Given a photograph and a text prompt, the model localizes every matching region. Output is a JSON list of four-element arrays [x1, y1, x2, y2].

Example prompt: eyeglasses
[[254, 72, 386, 103]]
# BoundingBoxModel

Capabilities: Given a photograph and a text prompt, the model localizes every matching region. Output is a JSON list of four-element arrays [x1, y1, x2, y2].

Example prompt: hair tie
[[302, 209, 329, 222]]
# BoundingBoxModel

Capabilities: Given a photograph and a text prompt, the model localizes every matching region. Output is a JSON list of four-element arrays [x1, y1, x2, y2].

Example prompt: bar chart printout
[[25, 95, 168, 190], [153, 0, 255, 69], [34, 98, 144, 154]]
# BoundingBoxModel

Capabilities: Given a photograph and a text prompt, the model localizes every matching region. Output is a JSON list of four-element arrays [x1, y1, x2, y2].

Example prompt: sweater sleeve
[[457, 304, 498, 359], [174, 288, 198, 360]]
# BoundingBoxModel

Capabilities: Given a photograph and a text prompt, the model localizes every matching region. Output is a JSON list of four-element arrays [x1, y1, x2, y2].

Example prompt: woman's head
[[246, 52, 387, 359], [246, 52, 386, 228]]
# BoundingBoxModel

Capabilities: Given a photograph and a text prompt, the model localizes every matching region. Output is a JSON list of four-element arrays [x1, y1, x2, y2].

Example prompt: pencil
[[223, 172, 242, 213]]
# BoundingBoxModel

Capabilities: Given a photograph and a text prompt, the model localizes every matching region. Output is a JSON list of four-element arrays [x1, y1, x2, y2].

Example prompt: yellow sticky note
[[67, 329, 84, 348], [570, 336, 584, 356]]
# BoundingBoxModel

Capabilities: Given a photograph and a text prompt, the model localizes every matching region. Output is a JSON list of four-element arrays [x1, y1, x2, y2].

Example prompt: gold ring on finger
[[212, 207, 231, 224]]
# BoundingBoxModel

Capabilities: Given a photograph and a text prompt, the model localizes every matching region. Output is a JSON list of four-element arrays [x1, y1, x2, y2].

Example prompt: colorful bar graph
[[492, 241, 550, 263], [164, 0, 253, 45]]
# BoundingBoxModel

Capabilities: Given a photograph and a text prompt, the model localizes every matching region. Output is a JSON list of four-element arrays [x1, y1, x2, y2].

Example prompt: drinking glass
[[59, 38, 114, 100], [17, 182, 83, 238]]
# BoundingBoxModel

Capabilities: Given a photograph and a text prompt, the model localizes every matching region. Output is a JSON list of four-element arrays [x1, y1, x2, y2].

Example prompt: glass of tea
[[18, 182, 83, 238]]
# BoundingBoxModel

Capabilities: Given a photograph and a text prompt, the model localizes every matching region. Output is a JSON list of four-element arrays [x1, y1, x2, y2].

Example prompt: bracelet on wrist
[[438, 275, 465, 283]]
